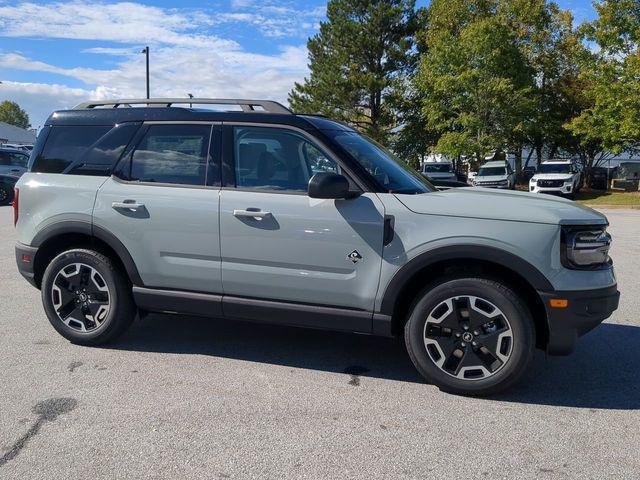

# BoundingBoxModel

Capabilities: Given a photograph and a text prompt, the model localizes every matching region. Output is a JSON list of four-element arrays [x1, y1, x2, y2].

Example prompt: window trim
[[221, 122, 367, 195], [112, 121, 222, 189]]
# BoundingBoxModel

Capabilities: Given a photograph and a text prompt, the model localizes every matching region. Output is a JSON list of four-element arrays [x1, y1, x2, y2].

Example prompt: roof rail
[[72, 98, 292, 114]]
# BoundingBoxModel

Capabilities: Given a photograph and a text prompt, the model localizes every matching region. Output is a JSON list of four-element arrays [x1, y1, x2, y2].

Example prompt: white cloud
[[0, 1, 321, 127]]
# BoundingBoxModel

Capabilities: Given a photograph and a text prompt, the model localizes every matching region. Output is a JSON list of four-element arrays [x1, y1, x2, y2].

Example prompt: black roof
[[45, 107, 355, 133]]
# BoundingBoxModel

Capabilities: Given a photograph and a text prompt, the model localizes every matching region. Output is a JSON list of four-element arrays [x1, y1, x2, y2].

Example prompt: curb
[[583, 204, 640, 210]]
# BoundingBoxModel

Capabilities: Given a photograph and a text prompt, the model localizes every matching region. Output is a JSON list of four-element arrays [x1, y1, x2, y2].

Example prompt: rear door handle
[[112, 200, 145, 211], [233, 209, 271, 219]]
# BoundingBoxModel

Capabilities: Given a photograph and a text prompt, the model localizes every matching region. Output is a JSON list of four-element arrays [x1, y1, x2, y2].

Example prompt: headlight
[[561, 226, 612, 269]]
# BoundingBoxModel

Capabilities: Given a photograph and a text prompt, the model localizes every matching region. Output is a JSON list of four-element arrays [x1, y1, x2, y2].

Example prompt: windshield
[[328, 131, 434, 194], [539, 163, 571, 174], [423, 163, 452, 173], [478, 167, 506, 176]]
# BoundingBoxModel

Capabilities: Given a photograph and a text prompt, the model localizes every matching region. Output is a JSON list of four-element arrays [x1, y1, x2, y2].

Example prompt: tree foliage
[[0, 100, 30, 129], [290, 0, 640, 178], [288, 0, 418, 143], [566, 0, 640, 165]]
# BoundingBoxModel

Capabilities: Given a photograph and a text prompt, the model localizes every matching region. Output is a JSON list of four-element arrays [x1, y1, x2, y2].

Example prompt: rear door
[[219, 124, 385, 323], [93, 122, 223, 294]]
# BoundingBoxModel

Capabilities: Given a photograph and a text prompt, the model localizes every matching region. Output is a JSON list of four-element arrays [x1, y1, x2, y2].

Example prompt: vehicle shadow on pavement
[[110, 317, 639, 409], [497, 322, 640, 410]]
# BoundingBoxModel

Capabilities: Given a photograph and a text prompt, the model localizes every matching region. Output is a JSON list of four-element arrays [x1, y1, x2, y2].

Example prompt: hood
[[395, 187, 607, 226], [474, 175, 508, 182], [531, 173, 573, 182]]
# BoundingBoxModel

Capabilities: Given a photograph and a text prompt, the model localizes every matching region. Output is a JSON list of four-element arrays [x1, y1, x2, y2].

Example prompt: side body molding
[[378, 244, 554, 316]]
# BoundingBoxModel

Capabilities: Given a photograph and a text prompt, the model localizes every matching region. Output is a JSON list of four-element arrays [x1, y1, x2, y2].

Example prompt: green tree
[[415, 0, 534, 166], [0, 101, 30, 129], [566, 0, 640, 172], [499, 1, 586, 171], [288, 0, 418, 144]]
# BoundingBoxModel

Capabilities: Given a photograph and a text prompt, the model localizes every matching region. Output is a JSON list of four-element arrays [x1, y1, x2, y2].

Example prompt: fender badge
[[347, 250, 363, 263]]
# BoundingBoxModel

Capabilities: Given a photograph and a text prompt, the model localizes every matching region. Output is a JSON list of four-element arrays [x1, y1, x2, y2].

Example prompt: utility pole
[[141, 47, 150, 99]]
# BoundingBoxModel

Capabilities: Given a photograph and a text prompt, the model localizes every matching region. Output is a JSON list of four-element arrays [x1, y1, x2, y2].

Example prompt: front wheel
[[405, 277, 535, 396], [41, 249, 136, 345]]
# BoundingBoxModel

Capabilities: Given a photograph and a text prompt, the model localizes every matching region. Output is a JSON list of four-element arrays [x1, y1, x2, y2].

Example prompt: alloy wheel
[[51, 263, 111, 333], [423, 295, 513, 380]]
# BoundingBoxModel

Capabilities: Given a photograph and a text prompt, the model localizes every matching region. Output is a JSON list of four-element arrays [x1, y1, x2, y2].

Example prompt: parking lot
[[0, 205, 638, 479]]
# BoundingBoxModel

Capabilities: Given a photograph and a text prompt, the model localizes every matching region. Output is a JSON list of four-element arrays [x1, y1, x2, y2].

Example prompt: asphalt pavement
[[0, 205, 638, 479]]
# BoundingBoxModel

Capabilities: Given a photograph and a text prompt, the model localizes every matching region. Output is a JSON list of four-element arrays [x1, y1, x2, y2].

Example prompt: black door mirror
[[308, 172, 351, 199]]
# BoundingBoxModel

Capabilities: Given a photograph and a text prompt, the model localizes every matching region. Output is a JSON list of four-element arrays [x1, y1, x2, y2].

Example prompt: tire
[[404, 277, 535, 396], [0, 183, 13, 206], [41, 249, 136, 345]]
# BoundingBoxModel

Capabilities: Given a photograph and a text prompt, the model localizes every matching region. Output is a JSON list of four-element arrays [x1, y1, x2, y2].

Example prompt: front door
[[93, 122, 222, 293], [219, 125, 385, 315]]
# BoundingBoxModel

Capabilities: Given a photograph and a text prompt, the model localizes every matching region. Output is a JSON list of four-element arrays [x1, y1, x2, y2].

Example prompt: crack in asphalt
[[0, 398, 78, 467]]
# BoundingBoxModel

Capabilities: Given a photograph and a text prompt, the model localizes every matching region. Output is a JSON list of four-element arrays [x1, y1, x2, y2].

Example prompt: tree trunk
[[514, 146, 522, 174]]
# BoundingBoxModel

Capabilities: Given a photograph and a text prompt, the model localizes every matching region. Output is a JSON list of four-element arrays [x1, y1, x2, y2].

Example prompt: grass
[[575, 190, 640, 206]]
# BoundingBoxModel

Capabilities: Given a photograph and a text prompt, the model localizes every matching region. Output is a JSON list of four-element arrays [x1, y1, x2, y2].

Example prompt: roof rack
[[72, 98, 292, 114]]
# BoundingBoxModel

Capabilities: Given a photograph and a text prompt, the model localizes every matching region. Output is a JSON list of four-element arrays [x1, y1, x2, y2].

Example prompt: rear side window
[[68, 123, 140, 176], [32, 126, 110, 173], [128, 124, 212, 186]]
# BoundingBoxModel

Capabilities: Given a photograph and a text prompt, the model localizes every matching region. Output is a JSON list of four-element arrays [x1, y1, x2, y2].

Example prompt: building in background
[[0, 122, 37, 147]]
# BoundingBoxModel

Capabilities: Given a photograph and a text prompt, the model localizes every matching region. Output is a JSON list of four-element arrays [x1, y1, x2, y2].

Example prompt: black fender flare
[[31, 220, 144, 286], [379, 244, 554, 316]]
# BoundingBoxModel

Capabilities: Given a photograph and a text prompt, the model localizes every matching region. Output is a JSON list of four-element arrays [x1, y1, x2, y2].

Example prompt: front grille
[[476, 181, 505, 186], [537, 179, 564, 188]]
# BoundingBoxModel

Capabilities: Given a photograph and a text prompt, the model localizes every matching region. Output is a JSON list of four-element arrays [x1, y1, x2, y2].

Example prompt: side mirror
[[308, 172, 352, 199]]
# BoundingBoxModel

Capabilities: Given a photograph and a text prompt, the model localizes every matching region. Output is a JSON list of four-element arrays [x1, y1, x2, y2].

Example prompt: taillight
[[13, 188, 19, 227]]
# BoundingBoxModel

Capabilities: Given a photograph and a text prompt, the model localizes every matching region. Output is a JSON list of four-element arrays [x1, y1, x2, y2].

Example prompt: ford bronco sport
[[14, 98, 619, 396]]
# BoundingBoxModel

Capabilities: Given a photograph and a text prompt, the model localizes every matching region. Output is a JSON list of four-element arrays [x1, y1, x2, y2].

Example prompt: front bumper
[[15, 243, 39, 288], [530, 184, 574, 195], [539, 285, 619, 355]]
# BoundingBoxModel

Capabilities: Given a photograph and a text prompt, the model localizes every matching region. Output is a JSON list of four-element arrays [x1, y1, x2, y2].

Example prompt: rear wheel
[[405, 277, 534, 396], [41, 249, 136, 345]]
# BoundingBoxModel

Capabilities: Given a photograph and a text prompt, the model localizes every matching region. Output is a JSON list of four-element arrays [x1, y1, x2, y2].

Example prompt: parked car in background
[[589, 166, 617, 190], [472, 161, 516, 189], [0, 147, 30, 176], [0, 173, 19, 205], [520, 165, 536, 184], [428, 178, 471, 190], [529, 160, 581, 197], [421, 161, 457, 182]]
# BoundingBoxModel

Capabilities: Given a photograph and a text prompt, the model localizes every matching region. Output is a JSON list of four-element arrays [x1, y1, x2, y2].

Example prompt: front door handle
[[112, 200, 145, 212], [233, 209, 271, 219]]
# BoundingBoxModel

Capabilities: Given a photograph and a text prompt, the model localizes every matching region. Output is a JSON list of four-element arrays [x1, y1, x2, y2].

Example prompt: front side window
[[328, 131, 434, 194], [234, 126, 339, 192], [129, 124, 212, 186]]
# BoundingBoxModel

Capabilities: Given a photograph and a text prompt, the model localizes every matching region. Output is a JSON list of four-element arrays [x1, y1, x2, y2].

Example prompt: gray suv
[[14, 98, 619, 396]]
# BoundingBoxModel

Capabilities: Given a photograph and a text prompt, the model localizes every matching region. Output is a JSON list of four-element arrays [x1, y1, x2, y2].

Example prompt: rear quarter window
[[30, 123, 140, 175], [32, 126, 110, 173]]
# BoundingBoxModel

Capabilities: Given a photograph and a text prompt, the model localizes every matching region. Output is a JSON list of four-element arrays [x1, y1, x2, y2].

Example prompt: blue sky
[[0, 0, 598, 128]]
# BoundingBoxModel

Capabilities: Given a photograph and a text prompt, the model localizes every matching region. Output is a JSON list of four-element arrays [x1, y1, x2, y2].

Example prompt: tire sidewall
[[405, 278, 534, 395], [41, 249, 124, 343]]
